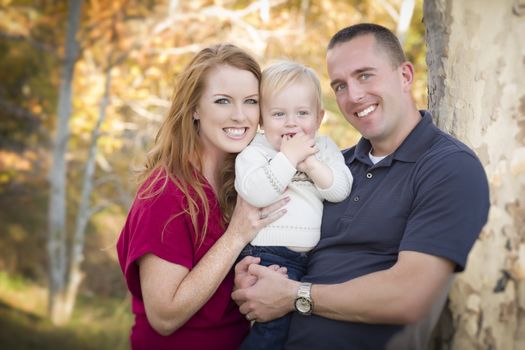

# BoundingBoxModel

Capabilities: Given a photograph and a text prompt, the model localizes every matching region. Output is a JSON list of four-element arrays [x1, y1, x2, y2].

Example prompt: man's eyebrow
[[352, 67, 376, 76]]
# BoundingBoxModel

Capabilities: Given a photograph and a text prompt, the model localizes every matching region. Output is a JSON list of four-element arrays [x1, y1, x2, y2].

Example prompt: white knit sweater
[[235, 133, 353, 249]]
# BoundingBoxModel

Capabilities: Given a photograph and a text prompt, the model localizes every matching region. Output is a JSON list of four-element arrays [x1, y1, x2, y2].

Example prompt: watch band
[[294, 282, 313, 315], [297, 282, 312, 298]]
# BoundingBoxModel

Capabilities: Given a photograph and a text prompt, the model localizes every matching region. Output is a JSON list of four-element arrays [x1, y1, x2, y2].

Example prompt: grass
[[0, 271, 133, 350]]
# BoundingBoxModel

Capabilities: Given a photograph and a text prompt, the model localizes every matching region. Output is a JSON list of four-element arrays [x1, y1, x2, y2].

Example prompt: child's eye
[[272, 112, 285, 118], [245, 98, 258, 105], [214, 98, 230, 104], [297, 111, 309, 118]]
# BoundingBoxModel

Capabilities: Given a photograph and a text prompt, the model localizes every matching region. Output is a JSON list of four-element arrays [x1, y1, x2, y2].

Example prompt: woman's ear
[[193, 111, 200, 120]]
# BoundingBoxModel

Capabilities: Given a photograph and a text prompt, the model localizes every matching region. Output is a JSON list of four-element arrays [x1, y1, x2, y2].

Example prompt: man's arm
[[232, 251, 453, 324], [312, 251, 453, 324]]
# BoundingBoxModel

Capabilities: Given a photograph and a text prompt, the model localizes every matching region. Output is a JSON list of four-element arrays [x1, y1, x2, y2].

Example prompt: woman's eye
[[245, 98, 258, 105], [214, 98, 230, 104]]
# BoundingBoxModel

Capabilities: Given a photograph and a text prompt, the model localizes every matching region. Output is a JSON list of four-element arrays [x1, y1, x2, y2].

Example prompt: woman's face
[[195, 64, 260, 160]]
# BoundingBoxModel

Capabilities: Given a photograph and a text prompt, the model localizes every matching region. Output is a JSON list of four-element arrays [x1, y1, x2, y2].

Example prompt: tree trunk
[[424, 0, 525, 349], [47, 0, 83, 325], [63, 66, 113, 321]]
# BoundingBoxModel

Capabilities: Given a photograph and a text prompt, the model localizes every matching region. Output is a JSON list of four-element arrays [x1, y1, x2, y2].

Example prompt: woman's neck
[[201, 151, 225, 192]]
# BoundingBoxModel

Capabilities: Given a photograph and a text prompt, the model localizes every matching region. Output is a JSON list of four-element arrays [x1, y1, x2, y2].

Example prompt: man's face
[[326, 34, 413, 154]]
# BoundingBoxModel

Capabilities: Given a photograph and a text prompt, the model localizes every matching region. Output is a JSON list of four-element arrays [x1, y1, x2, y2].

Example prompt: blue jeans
[[237, 244, 309, 350]]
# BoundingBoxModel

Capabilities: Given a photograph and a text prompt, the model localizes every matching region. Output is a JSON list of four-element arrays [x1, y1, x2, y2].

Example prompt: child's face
[[261, 80, 324, 151]]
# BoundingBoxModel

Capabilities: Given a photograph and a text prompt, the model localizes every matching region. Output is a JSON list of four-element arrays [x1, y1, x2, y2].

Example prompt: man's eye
[[335, 83, 347, 92], [214, 98, 230, 104], [359, 73, 371, 81], [245, 98, 258, 105]]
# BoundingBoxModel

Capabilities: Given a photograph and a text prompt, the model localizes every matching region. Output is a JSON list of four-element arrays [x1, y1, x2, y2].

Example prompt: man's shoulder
[[414, 131, 487, 188], [424, 130, 480, 164], [341, 144, 358, 160]]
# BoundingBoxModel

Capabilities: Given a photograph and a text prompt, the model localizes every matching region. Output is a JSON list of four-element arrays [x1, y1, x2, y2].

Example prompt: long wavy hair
[[138, 43, 261, 246]]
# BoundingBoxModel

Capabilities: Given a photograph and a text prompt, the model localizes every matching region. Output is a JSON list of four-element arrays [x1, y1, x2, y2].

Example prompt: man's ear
[[400, 62, 414, 93]]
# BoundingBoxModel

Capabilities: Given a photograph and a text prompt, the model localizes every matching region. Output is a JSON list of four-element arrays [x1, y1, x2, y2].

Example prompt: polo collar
[[347, 110, 438, 166]]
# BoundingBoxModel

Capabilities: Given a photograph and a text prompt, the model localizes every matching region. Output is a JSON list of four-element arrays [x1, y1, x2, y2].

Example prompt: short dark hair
[[327, 23, 406, 67]]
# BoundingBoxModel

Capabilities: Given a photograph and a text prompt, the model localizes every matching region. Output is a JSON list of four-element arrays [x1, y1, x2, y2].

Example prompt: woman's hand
[[232, 264, 297, 322], [233, 256, 287, 297], [226, 195, 289, 245]]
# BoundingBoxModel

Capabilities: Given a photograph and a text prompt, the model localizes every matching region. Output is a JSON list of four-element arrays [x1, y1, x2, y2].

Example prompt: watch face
[[295, 297, 311, 313]]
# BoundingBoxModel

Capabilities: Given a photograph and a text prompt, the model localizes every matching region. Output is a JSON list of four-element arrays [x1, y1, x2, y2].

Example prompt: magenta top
[[117, 172, 249, 350]]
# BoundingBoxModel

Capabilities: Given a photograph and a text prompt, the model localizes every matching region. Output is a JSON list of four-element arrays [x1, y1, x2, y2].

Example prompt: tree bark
[[424, 0, 525, 348], [47, 0, 83, 325]]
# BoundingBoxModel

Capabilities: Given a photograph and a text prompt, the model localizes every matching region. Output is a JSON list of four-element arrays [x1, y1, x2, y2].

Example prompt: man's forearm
[[309, 251, 454, 324]]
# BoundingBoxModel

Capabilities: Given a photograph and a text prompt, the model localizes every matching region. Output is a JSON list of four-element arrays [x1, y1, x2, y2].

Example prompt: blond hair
[[260, 60, 323, 111], [138, 44, 261, 246]]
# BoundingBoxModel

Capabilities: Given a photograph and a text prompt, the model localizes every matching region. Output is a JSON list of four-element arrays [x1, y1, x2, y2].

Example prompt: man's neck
[[370, 107, 421, 156]]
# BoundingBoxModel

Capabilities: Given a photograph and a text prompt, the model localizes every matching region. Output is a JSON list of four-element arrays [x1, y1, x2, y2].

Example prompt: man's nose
[[347, 82, 365, 103]]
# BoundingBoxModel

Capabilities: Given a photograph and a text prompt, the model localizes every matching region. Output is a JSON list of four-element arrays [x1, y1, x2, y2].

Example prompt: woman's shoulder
[[135, 169, 186, 207]]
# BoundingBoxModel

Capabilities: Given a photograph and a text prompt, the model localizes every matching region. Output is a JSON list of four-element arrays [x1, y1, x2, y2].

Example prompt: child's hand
[[297, 154, 321, 174], [280, 132, 318, 167]]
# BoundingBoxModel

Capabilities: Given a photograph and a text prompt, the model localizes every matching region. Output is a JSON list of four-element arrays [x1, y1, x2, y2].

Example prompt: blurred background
[[0, 0, 427, 349]]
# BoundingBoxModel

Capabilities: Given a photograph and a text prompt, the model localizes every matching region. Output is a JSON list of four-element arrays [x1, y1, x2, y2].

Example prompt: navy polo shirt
[[285, 111, 490, 350]]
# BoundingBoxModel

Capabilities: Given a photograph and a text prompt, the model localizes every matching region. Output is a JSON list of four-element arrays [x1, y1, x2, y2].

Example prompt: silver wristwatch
[[294, 282, 313, 315]]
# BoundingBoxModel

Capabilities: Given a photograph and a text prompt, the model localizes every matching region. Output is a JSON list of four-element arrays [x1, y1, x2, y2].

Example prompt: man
[[232, 23, 490, 349]]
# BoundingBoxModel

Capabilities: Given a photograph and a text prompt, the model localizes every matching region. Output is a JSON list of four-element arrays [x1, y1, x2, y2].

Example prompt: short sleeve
[[400, 151, 490, 271], [117, 179, 195, 299]]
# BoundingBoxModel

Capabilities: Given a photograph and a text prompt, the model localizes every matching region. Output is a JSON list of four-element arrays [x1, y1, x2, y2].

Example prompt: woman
[[117, 44, 288, 350]]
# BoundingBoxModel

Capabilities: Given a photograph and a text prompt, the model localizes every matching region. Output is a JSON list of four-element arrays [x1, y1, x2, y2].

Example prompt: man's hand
[[231, 264, 298, 322]]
